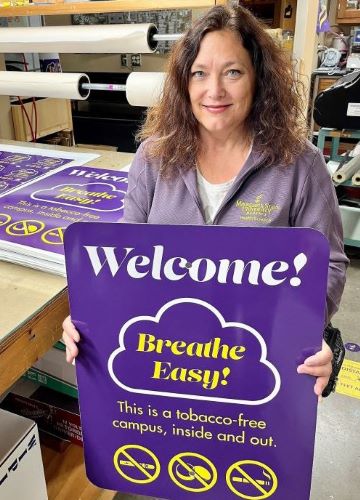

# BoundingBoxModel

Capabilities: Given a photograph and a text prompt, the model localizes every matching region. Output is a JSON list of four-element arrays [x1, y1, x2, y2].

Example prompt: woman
[[63, 5, 348, 397]]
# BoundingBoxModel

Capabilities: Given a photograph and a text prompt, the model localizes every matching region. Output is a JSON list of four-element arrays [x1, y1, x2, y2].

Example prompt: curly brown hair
[[137, 5, 307, 176]]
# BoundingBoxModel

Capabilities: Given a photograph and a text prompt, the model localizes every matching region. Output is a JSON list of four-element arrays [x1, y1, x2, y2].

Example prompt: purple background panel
[[64, 223, 330, 500], [0, 167, 128, 254], [0, 151, 72, 194]]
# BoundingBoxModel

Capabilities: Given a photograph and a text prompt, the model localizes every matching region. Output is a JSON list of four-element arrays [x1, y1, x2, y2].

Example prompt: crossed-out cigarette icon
[[119, 460, 155, 470], [232, 477, 271, 486]]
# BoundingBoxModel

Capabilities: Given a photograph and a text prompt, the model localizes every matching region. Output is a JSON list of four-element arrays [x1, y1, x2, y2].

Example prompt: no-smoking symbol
[[168, 451, 217, 493], [6, 219, 45, 236], [0, 213, 11, 226], [226, 459, 278, 499], [113, 444, 160, 484], [41, 227, 65, 245]]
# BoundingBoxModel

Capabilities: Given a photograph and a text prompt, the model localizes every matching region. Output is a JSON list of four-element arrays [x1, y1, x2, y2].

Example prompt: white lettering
[[69, 169, 128, 183], [127, 255, 150, 278], [189, 258, 217, 282], [83, 245, 306, 287], [163, 257, 188, 280], [218, 259, 261, 284], [151, 245, 164, 280], [84, 246, 133, 277], [261, 261, 289, 286]]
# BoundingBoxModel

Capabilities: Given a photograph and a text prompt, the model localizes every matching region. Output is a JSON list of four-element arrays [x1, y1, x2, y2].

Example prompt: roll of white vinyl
[[352, 169, 360, 186], [0, 24, 158, 54], [126, 72, 166, 107], [0, 71, 90, 100], [333, 154, 360, 184]]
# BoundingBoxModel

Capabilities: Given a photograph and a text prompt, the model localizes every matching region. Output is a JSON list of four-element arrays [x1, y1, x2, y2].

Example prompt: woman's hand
[[62, 315, 80, 364], [297, 340, 333, 399]]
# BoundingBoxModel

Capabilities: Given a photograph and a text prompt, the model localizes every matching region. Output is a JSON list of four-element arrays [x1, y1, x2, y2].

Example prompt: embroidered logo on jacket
[[235, 194, 280, 223]]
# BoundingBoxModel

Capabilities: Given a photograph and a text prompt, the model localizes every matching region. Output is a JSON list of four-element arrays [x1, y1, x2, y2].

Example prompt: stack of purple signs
[[64, 223, 329, 499], [0, 144, 99, 197], [0, 166, 128, 275]]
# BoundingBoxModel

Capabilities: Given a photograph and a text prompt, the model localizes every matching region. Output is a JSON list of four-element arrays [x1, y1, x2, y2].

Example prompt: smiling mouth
[[202, 104, 232, 112]]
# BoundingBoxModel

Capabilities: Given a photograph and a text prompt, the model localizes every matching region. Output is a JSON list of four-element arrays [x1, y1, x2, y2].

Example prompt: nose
[[207, 74, 226, 100]]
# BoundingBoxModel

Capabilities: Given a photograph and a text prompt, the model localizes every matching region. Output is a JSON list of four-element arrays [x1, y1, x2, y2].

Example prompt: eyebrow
[[191, 61, 244, 70]]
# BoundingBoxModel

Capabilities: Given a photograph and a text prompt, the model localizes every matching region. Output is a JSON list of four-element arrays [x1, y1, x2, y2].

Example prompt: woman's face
[[188, 29, 256, 139]]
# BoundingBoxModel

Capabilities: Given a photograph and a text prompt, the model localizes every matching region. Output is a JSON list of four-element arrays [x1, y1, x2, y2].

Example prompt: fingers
[[314, 375, 329, 397], [62, 315, 80, 364], [297, 363, 332, 378], [62, 316, 80, 342], [297, 363, 331, 397], [303, 341, 332, 368], [297, 340, 333, 398], [64, 338, 79, 364], [65, 345, 78, 364]]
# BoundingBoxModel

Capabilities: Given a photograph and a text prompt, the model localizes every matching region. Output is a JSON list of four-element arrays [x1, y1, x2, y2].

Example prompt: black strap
[[322, 324, 345, 397]]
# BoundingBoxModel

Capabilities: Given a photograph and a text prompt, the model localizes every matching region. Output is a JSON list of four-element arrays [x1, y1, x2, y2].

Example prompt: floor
[[115, 248, 360, 500], [311, 247, 360, 500]]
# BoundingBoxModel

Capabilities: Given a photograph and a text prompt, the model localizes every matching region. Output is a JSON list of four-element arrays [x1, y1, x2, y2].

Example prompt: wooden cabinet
[[239, 1, 297, 31], [11, 98, 73, 142], [239, 1, 282, 28], [337, 0, 360, 24]]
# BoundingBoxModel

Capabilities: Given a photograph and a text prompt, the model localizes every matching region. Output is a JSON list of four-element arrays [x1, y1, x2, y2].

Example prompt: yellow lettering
[[152, 360, 171, 380], [229, 345, 246, 360], [137, 333, 156, 352], [151, 361, 223, 390], [136, 333, 246, 361], [172, 340, 187, 355]]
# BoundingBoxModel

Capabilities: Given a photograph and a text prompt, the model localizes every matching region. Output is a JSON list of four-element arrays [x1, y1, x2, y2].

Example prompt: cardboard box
[[0, 408, 47, 499], [41, 129, 73, 147], [24, 345, 78, 398], [24, 368, 78, 399], [0, 380, 82, 446], [11, 97, 72, 142]]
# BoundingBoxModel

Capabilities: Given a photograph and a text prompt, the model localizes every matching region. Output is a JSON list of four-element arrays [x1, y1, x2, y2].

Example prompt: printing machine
[[314, 70, 360, 130], [71, 72, 146, 152]]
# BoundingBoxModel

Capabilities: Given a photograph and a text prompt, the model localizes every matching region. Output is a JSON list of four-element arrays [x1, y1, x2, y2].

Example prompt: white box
[[340, 205, 360, 244], [0, 409, 48, 499]]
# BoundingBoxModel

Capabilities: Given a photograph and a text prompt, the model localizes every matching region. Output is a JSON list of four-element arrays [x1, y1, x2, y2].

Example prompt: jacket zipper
[[212, 163, 262, 225]]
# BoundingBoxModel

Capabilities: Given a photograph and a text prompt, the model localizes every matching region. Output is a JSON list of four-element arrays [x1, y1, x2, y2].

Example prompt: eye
[[226, 69, 241, 78], [191, 70, 206, 79]]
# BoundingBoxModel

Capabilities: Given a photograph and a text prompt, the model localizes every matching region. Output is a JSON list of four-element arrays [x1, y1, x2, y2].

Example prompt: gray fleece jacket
[[123, 140, 348, 321]]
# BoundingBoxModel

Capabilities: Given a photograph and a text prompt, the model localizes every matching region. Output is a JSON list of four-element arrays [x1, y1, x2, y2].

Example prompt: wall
[[293, 0, 319, 109]]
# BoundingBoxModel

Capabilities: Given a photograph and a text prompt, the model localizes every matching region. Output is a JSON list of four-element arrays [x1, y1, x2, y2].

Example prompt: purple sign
[[317, 0, 330, 33], [64, 224, 329, 499], [0, 151, 73, 195], [0, 167, 128, 255]]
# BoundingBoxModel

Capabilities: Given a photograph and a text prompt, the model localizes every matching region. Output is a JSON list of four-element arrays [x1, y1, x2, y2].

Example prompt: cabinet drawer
[[317, 77, 338, 92]]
